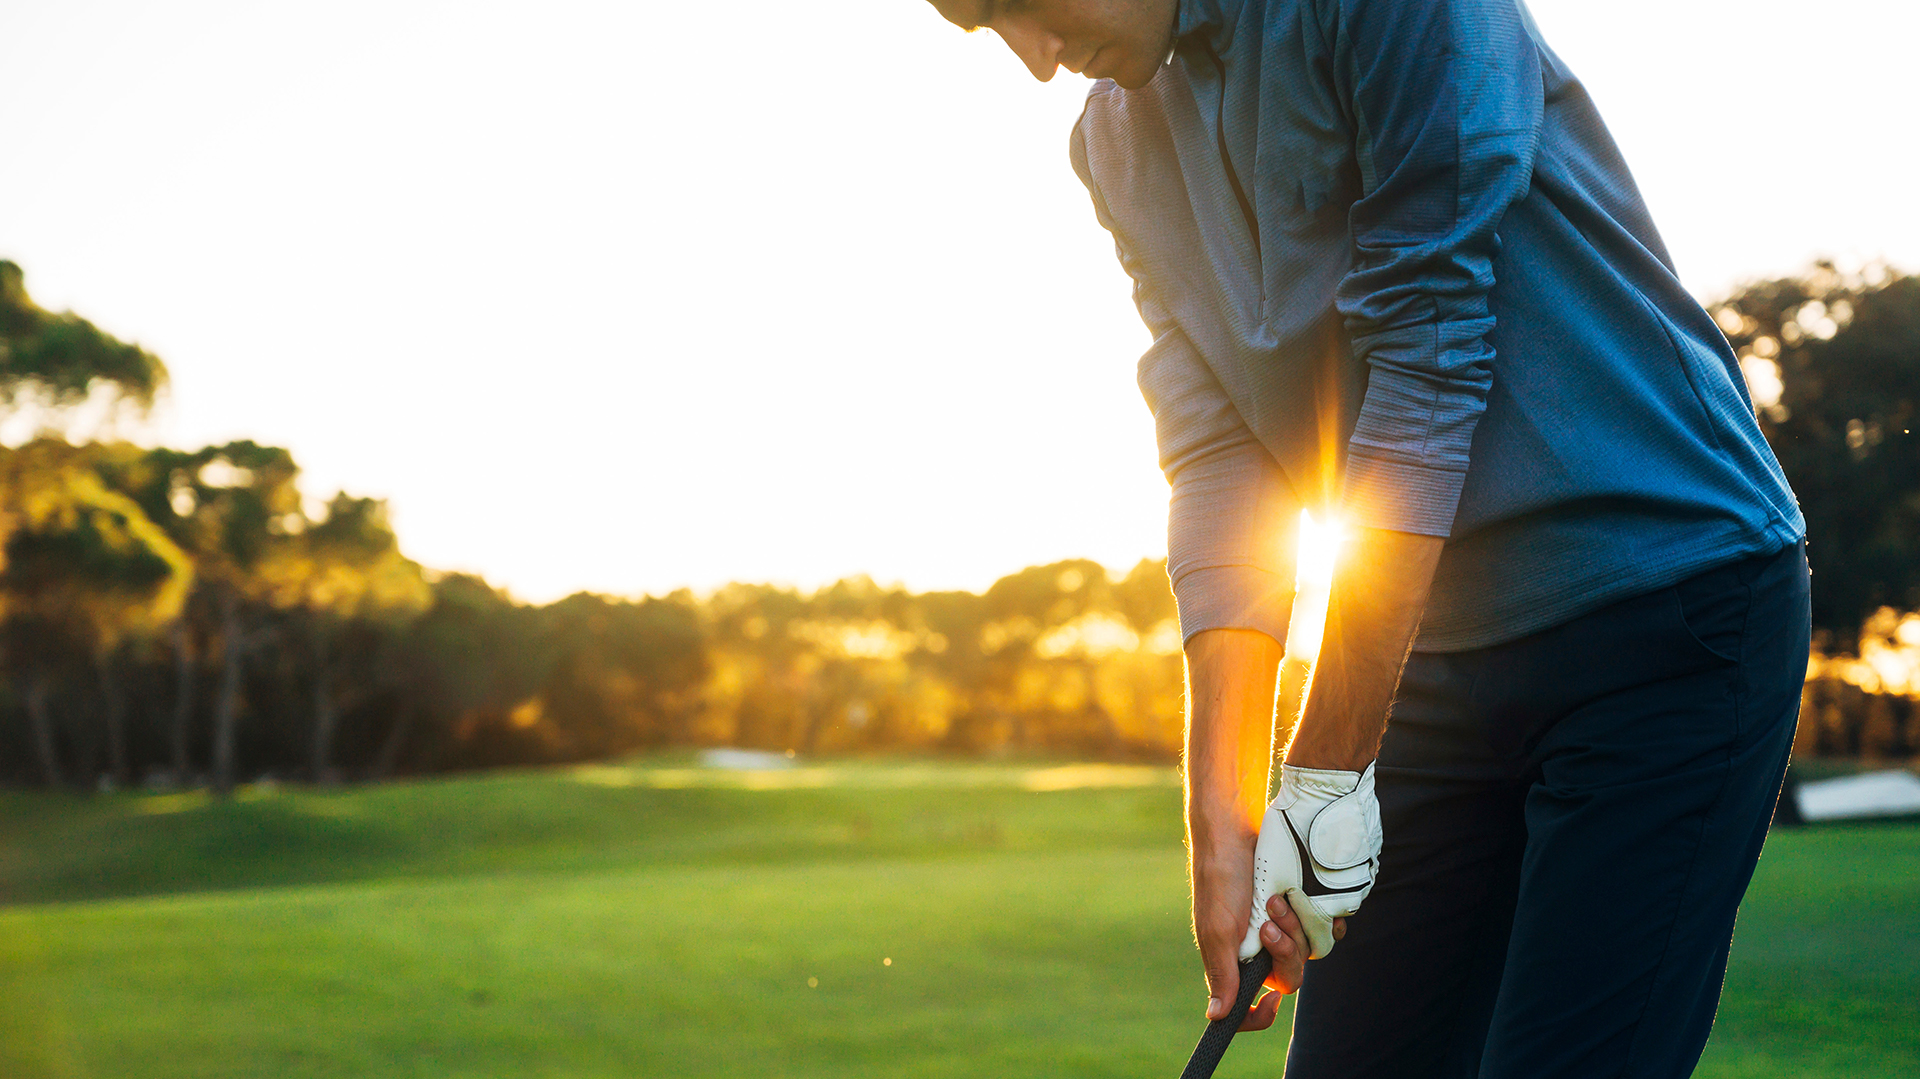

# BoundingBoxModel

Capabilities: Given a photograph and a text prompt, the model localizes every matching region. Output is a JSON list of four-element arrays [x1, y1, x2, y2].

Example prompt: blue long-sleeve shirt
[[1070, 0, 1803, 652]]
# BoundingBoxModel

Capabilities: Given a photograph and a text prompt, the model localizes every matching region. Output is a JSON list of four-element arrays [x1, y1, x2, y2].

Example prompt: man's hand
[[1186, 628, 1347, 1027], [1195, 838, 1348, 1030], [1243, 763, 1382, 960]]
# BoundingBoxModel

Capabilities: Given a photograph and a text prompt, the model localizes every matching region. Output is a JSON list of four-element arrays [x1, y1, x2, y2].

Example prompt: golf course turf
[[3, 758, 1915, 1077]]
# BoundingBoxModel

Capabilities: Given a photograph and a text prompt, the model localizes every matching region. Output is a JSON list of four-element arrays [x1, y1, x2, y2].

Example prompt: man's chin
[[1098, 49, 1152, 88], [1106, 56, 1160, 90]]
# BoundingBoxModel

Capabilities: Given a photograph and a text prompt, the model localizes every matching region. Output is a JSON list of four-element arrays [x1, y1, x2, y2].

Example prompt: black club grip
[[1178, 950, 1273, 1079]]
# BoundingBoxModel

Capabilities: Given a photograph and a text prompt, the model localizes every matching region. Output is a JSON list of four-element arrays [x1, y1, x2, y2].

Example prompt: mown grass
[[1, 758, 1915, 1078]]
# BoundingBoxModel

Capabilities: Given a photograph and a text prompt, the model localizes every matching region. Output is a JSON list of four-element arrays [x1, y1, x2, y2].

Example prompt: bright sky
[[2, 0, 1914, 603]]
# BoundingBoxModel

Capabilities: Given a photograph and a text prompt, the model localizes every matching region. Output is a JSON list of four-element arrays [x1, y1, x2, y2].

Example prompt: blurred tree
[[0, 260, 166, 412], [1112, 558, 1178, 634], [0, 440, 192, 787], [383, 573, 542, 776], [789, 576, 905, 753], [533, 592, 707, 759], [703, 582, 813, 750], [0, 260, 178, 786], [1102, 558, 1184, 749], [163, 593, 205, 781], [1716, 265, 1920, 639], [119, 442, 303, 795], [258, 494, 430, 782]]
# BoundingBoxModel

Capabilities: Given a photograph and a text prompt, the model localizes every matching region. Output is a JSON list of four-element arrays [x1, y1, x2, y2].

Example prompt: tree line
[[1, 431, 1186, 789], [2, 259, 1190, 788], [4, 258, 1919, 790]]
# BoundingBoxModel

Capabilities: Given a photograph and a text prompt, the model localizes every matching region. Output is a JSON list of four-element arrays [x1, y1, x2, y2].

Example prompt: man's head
[[927, 0, 1180, 90]]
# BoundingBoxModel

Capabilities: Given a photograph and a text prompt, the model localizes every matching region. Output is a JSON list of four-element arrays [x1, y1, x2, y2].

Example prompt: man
[[925, 0, 1810, 1076]]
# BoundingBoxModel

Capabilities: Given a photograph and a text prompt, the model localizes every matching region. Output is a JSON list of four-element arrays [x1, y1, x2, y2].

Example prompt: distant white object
[[1796, 770, 1920, 822], [699, 748, 796, 771]]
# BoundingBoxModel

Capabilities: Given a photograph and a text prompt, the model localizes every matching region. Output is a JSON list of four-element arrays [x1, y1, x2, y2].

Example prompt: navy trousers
[[1286, 542, 1810, 1078]]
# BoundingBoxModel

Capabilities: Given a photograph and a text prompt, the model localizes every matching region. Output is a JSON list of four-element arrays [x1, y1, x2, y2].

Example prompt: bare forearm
[[1183, 628, 1284, 847], [1183, 625, 1350, 1015], [1285, 527, 1444, 771], [1183, 627, 1297, 1016]]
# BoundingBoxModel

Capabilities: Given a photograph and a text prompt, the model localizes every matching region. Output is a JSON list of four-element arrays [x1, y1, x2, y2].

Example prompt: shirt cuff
[[1341, 449, 1467, 537], [1173, 564, 1296, 648]]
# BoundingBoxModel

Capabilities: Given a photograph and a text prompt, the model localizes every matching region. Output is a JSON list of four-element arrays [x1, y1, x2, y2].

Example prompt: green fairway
[[2, 759, 1916, 1078]]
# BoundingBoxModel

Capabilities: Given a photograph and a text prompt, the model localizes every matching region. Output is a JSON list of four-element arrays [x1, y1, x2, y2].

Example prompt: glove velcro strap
[[1280, 764, 1362, 802], [1307, 797, 1373, 870]]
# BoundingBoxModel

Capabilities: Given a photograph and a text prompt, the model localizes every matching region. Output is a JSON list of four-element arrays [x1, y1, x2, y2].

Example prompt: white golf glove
[[1238, 762, 1382, 961]]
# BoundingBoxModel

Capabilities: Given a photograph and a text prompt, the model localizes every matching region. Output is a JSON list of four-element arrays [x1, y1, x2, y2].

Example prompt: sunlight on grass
[[1019, 764, 1174, 791], [133, 791, 212, 816], [569, 760, 1178, 792]]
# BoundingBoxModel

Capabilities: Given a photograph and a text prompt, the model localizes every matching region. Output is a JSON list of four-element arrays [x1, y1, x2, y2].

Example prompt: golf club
[[1178, 950, 1273, 1079]]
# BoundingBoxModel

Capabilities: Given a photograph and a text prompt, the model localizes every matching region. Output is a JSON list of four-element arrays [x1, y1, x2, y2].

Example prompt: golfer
[[926, 1, 1810, 1075]]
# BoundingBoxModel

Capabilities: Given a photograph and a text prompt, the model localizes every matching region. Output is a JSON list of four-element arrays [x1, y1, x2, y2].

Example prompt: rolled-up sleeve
[[1072, 121, 1299, 647], [1140, 317, 1299, 646], [1330, 0, 1544, 536]]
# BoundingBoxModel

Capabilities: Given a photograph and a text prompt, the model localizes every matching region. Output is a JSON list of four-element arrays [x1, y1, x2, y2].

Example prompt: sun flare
[[1296, 510, 1346, 588], [1286, 510, 1347, 663]]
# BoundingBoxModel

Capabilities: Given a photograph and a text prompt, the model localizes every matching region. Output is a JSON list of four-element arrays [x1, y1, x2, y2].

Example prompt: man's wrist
[[1182, 779, 1259, 856], [1282, 746, 1376, 772], [1188, 810, 1256, 850]]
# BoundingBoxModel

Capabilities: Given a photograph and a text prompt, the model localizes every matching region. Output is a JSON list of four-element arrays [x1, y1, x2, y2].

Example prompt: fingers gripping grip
[[1178, 951, 1272, 1079]]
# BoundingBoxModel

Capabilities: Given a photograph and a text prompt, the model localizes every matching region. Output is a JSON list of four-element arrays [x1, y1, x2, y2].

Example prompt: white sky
[[1, 0, 1914, 603]]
